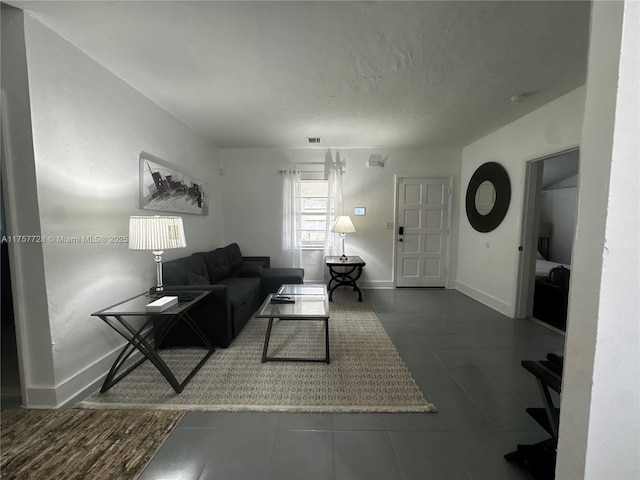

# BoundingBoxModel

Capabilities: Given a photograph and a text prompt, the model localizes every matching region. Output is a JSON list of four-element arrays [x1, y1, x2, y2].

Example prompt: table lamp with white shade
[[331, 215, 356, 261], [129, 215, 187, 294]]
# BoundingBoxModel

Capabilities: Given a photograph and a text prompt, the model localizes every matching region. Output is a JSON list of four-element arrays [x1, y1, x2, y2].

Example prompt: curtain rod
[[277, 169, 345, 175], [278, 169, 324, 174]]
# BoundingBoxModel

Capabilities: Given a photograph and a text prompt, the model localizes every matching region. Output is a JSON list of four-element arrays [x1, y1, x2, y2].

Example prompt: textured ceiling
[[9, 1, 591, 149]]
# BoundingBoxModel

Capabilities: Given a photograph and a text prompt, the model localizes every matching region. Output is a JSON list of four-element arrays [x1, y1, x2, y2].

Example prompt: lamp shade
[[331, 216, 356, 234], [128, 216, 186, 251]]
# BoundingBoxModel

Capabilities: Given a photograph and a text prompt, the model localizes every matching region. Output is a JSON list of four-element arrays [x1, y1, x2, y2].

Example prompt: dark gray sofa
[[153, 243, 303, 348]]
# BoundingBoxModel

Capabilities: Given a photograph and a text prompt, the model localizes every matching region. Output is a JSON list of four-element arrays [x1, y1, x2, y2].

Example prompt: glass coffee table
[[255, 287, 330, 364], [277, 283, 327, 296]]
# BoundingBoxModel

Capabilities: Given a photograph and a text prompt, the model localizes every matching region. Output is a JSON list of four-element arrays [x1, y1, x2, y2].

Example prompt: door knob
[[399, 238, 404, 242]]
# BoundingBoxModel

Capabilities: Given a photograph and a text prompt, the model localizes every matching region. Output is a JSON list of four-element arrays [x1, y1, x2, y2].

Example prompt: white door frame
[[393, 174, 453, 288], [514, 160, 544, 318]]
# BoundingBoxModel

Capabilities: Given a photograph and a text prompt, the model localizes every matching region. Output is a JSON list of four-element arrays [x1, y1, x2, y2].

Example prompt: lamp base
[[153, 250, 165, 294], [339, 234, 349, 261]]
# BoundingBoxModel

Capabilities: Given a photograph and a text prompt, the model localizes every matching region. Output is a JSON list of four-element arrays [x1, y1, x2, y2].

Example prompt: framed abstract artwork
[[139, 151, 209, 215]]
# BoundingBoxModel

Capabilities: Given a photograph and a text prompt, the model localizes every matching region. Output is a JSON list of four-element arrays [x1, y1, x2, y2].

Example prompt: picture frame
[[139, 151, 209, 215]]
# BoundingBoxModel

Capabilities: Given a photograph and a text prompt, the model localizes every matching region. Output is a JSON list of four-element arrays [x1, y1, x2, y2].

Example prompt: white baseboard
[[23, 386, 58, 408], [57, 346, 140, 408], [304, 280, 395, 289], [359, 281, 394, 289], [306, 281, 457, 290], [24, 341, 146, 409], [456, 280, 513, 317]]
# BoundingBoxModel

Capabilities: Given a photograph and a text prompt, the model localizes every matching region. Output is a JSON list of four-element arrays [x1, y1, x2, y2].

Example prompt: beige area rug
[[0, 408, 183, 480], [78, 290, 436, 413]]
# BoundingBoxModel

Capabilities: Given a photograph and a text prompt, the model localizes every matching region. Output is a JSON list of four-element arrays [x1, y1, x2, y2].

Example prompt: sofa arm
[[243, 256, 271, 268], [260, 267, 304, 300]]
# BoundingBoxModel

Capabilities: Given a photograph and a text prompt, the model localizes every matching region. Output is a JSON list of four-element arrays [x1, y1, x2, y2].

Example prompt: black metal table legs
[[327, 265, 363, 301], [504, 360, 561, 479], [98, 310, 214, 393], [261, 317, 330, 364]]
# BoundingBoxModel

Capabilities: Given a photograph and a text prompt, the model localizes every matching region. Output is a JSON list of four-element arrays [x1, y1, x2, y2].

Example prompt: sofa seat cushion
[[216, 277, 261, 311]]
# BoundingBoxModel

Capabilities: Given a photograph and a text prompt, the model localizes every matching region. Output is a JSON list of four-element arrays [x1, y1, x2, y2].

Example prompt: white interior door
[[395, 176, 452, 287]]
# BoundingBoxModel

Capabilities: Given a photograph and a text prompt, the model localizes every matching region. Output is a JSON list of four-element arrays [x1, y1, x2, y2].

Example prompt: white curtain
[[282, 169, 302, 268], [323, 151, 344, 258]]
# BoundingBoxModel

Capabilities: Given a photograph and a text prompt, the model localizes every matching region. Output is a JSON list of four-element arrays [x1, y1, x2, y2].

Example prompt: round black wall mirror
[[465, 162, 511, 232]]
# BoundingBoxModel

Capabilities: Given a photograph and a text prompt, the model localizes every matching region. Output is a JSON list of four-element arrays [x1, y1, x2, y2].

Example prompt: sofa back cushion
[[163, 254, 209, 285], [223, 243, 244, 272], [197, 248, 232, 284]]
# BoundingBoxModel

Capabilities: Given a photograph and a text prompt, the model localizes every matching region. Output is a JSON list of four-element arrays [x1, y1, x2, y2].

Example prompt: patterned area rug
[[0, 409, 183, 480], [78, 290, 436, 413]]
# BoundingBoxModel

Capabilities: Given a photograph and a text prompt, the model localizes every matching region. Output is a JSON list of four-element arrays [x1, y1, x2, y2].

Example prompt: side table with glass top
[[92, 291, 214, 394]]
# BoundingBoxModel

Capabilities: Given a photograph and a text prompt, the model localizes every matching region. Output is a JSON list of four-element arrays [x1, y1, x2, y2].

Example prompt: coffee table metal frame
[[92, 291, 214, 393], [255, 291, 330, 364]]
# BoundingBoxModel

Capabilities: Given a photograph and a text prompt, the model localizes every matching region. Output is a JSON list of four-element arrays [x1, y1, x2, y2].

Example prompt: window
[[299, 179, 331, 249]]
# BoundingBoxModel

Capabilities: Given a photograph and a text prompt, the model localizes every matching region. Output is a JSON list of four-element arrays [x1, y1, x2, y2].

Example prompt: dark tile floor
[[140, 288, 564, 480]]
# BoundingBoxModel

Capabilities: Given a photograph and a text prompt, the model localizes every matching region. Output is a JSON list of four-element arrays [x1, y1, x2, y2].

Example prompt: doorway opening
[[516, 148, 579, 331], [1, 171, 22, 410]]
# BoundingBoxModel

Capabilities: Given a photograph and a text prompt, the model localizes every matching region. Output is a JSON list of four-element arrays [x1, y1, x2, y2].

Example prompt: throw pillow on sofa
[[163, 254, 209, 286]]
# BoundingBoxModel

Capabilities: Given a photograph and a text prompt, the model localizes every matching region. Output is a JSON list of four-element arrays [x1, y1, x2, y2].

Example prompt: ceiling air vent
[[307, 137, 321, 144]]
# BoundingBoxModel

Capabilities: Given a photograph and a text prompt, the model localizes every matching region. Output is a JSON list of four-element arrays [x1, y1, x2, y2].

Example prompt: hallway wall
[[457, 87, 585, 316]]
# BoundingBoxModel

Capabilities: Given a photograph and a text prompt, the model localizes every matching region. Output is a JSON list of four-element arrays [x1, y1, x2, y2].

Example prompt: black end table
[[325, 255, 366, 302], [92, 291, 214, 393]]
